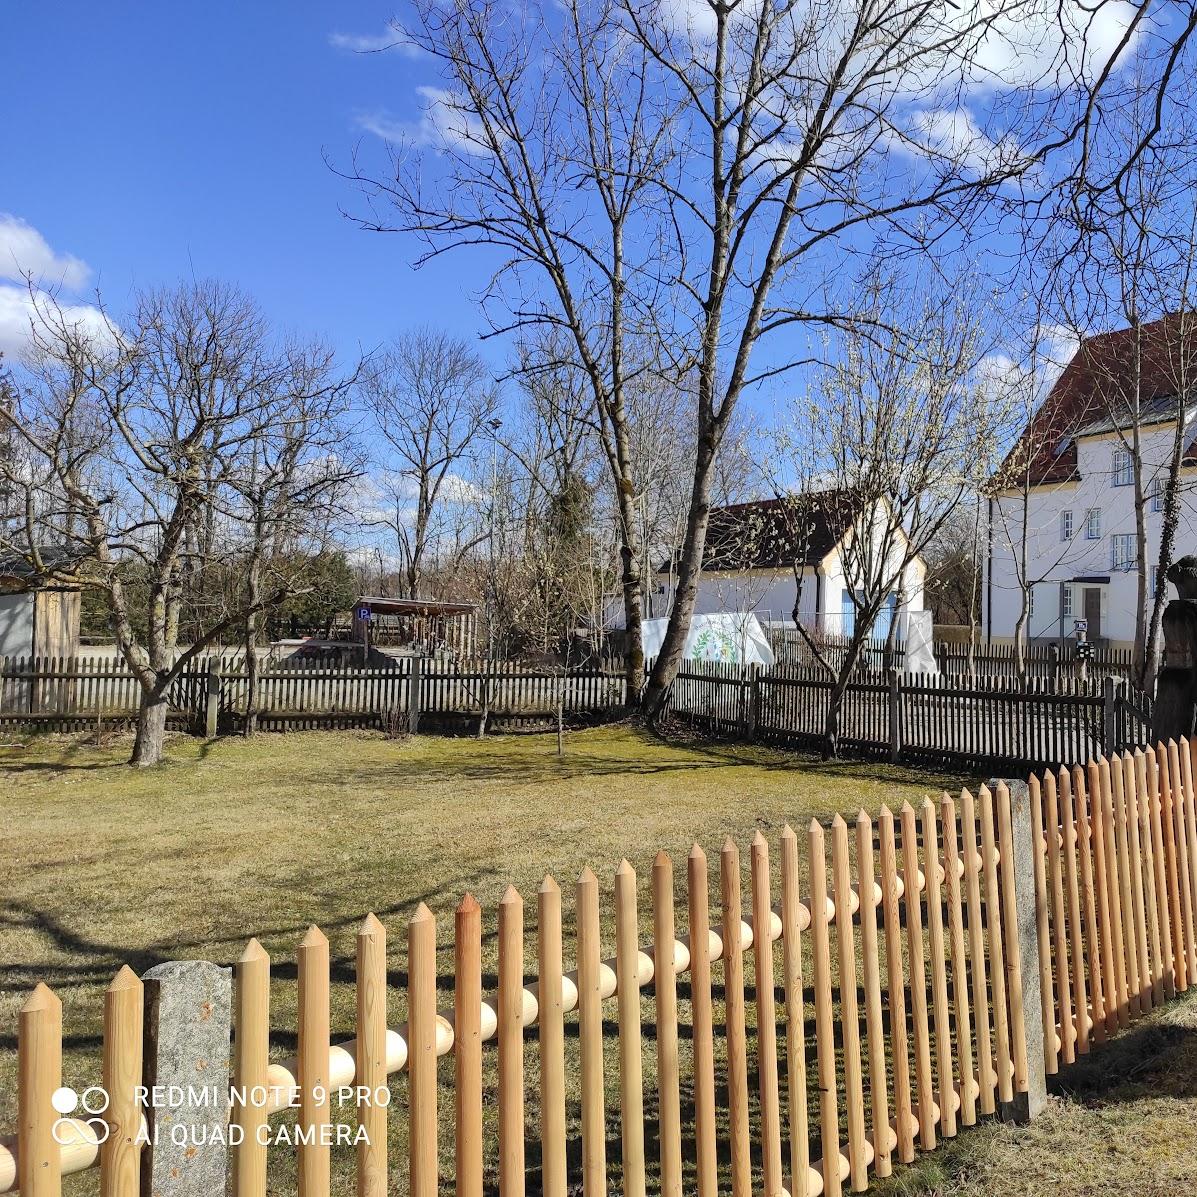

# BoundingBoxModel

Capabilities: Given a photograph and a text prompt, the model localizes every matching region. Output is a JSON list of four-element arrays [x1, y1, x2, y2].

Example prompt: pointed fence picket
[[6, 738, 1197, 1196]]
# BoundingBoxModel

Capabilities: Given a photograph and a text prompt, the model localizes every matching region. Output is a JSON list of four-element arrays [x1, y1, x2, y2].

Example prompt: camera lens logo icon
[[51, 1086, 111, 1145]]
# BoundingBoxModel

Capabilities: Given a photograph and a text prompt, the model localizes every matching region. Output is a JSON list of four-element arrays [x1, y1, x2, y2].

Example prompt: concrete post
[[203, 659, 221, 741], [140, 961, 232, 1197], [989, 778, 1048, 1124], [407, 654, 423, 734]]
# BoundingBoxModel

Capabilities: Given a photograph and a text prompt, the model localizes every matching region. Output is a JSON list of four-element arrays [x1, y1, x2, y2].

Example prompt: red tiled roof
[[1000, 313, 1197, 487]]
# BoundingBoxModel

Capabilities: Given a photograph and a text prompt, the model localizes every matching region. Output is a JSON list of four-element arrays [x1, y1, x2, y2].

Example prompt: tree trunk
[[821, 638, 869, 759], [642, 434, 716, 719], [245, 613, 260, 738], [131, 691, 169, 767]]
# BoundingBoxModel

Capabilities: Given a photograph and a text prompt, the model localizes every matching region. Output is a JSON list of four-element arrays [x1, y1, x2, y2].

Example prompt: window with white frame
[[1151, 477, 1165, 513], [1151, 566, 1159, 597], [1086, 508, 1102, 539], [1062, 586, 1073, 618], [1113, 448, 1134, 486], [1061, 510, 1074, 540], [1112, 533, 1136, 571]]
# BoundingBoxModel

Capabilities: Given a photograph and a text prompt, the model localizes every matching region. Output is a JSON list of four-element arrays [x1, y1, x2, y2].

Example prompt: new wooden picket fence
[[7, 737, 1197, 1197]]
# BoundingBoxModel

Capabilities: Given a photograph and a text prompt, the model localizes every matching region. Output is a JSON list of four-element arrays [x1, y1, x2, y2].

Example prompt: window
[[1086, 508, 1102, 539], [1061, 510, 1074, 541], [1112, 533, 1137, 571], [1113, 448, 1134, 486], [1151, 477, 1165, 513], [1028, 584, 1036, 618], [1062, 586, 1073, 618], [1151, 566, 1159, 597]]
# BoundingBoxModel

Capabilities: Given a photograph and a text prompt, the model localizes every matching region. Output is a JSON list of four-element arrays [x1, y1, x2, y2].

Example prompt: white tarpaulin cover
[[902, 609, 939, 675], [642, 612, 776, 667]]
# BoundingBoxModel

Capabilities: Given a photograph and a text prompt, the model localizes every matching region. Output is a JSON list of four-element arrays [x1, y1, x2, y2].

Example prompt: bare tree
[[361, 329, 499, 600], [770, 280, 999, 756], [234, 344, 361, 735], [0, 281, 360, 766], [344, 0, 1149, 717]]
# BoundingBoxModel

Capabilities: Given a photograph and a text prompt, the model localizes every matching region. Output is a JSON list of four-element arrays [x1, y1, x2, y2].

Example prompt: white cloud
[[0, 285, 111, 359], [356, 87, 498, 155], [329, 25, 421, 56], [0, 213, 90, 290], [900, 107, 1032, 177]]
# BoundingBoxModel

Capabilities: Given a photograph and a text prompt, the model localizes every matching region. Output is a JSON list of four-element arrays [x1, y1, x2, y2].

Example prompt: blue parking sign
[[356, 606, 371, 622]]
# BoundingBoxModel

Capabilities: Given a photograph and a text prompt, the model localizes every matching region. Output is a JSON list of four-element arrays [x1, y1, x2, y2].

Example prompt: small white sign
[[1073, 619, 1088, 634]]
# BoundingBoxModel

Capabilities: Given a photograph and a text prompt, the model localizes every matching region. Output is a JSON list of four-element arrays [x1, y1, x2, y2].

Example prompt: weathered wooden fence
[[0, 656, 629, 734], [4, 738, 1197, 1196], [767, 630, 1138, 683], [667, 660, 1152, 771]]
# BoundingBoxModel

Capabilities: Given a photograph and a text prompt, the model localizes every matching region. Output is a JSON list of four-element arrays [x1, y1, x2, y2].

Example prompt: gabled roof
[[1000, 313, 1197, 487], [0, 546, 89, 591], [665, 491, 858, 574]]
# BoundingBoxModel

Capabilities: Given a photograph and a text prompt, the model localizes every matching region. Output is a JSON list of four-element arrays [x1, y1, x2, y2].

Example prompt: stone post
[[1153, 556, 1197, 743], [203, 659, 221, 741], [989, 778, 1048, 1124], [140, 961, 232, 1197]]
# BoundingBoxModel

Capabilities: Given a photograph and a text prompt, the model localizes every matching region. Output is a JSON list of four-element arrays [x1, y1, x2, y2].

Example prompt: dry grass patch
[[1, 724, 974, 1194]]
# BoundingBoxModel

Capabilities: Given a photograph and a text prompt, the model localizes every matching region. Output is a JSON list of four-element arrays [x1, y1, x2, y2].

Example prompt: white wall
[[986, 420, 1197, 646]]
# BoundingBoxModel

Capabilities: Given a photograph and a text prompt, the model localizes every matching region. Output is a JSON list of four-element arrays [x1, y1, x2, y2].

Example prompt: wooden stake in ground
[[355, 916, 387, 1197], [455, 896, 484, 1197], [298, 926, 331, 1197], [537, 879, 566, 1197]]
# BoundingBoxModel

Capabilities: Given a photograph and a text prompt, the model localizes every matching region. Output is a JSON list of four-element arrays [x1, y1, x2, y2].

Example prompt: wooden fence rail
[[767, 630, 1139, 683], [668, 660, 1152, 771], [0, 655, 629, 734], [5, 737, 1197, 1196]]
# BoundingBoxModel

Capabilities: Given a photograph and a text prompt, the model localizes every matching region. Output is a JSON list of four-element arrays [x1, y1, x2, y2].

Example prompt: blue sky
[[0, 3, 493, 369]]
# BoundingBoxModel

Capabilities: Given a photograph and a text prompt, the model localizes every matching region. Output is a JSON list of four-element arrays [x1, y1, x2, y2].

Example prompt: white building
[[653, 493, 927, 639], [984, 315, 1197, 649]]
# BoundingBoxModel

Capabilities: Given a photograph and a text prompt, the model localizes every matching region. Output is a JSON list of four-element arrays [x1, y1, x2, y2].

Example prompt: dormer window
[[1113, 448, 1134, 486]]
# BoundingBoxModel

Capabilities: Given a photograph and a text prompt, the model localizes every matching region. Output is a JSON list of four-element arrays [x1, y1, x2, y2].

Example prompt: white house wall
[[986, 420, 1197, 647]]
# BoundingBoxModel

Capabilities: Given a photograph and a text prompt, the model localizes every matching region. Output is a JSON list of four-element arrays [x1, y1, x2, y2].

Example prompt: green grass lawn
[[1, 724, 1192, 1196]]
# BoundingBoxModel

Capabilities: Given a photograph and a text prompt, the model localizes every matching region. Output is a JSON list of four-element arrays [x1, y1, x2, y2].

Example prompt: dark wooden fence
[[0, 655, 629, 734], [767, 629, 1138, 683], [665, 660, 1153, 772]]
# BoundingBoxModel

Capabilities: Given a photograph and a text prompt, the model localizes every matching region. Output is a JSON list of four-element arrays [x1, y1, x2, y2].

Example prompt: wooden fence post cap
[[300, 924, 328, 948], [409, 902, 434, 925], [652, 849, 672, 870], [878, 803, 894, 823], [537, 875, 559, 895], [830, 813, 847, 831], [21, 981, 59, 1013], [688, 842, 706, 862], [616, 858, 635, 879], [920, 794, 936, 813], [750, 828, 767, 849], [808, 817, 823, 837], [577, 865, 598, 886], [239, 937, 269, 964], [359, 912, 386, 938], [108, 964, 142, 991], [900, 799, 917, 816], [780, 822, 796, 843], [721, 835, 739, 857], [500, 883, 522, 907]]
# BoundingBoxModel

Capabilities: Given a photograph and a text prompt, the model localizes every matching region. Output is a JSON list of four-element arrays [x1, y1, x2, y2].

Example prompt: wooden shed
[[0, 551, 83, 659]]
